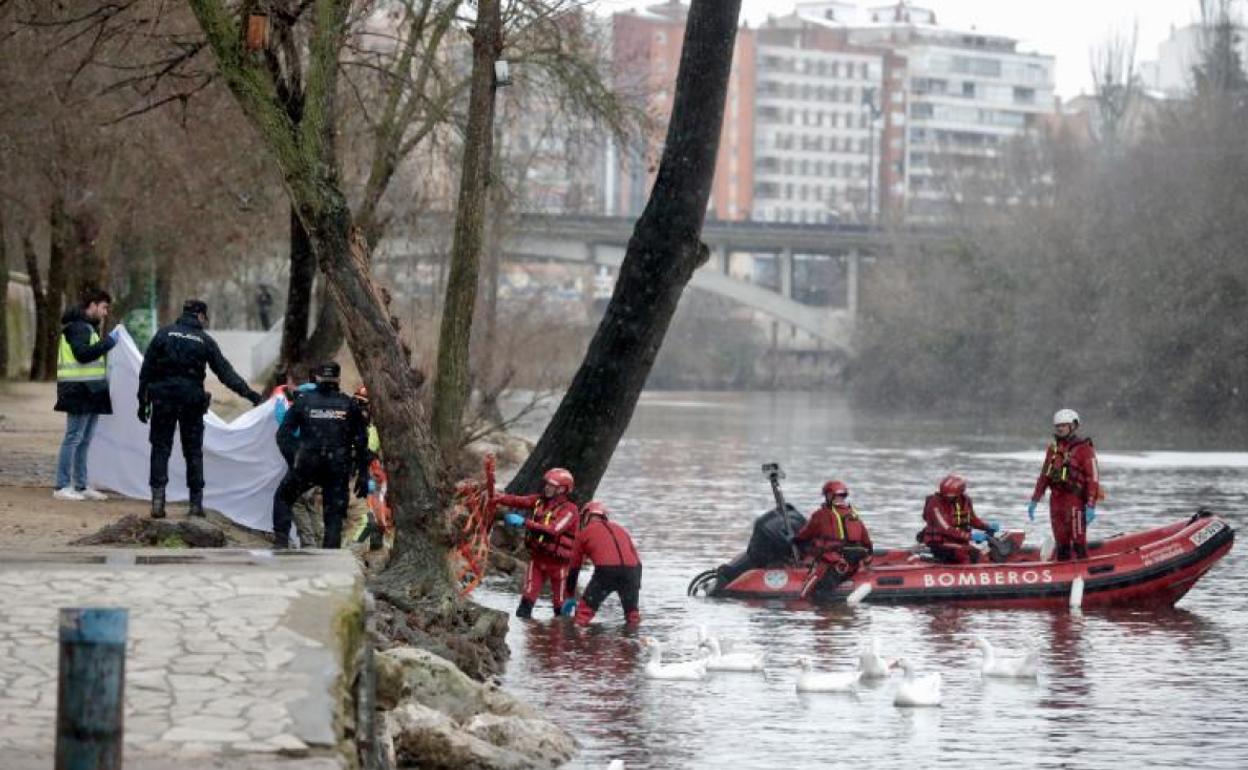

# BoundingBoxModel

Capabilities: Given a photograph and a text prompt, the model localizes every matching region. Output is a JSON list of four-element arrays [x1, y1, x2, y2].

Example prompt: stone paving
[[0, 548, 363, 768]]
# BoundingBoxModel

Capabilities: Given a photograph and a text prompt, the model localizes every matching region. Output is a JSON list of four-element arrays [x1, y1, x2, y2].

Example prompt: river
[[473, 392, 1247, 769]]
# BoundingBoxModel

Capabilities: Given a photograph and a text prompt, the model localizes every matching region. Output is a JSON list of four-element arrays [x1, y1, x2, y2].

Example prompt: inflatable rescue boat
[[687, 467, 1233, 609], [688, 511, 1233, 608]]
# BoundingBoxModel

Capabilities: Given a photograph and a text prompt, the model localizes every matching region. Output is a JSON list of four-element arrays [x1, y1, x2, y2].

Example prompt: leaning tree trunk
[[507, 0, 742, 498], [277, 204, 315, 377], [430, 0, 501, 456], [301, 278, 344, 366]]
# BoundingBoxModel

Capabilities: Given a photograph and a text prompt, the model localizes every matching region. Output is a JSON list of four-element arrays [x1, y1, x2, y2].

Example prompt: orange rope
[[452, 453, 497, 595]]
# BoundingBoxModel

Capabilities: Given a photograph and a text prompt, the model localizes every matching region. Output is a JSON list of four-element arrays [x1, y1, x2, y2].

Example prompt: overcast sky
[[596, 0, 1211, 98]]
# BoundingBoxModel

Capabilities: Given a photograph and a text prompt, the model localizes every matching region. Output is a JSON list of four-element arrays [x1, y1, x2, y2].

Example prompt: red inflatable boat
[[687, 511, 1234, 609]]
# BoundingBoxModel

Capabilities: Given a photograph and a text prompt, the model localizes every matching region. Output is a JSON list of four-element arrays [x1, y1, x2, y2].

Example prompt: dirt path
[[0, 381, 268, 548]]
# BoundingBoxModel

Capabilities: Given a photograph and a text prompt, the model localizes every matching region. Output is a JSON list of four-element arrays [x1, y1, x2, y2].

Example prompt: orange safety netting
[[452, 453, 497, 596]]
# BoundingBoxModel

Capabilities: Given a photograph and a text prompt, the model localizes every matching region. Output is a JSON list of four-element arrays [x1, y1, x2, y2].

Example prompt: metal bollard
[[56, 608, 128, 770]]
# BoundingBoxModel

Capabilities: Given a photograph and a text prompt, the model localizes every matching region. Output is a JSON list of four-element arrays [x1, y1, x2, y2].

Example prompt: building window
[[1013, 86, 1036, 104], [962, 81, 976, 98]]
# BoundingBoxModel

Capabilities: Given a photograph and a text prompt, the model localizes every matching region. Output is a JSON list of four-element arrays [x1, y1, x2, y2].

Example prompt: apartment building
[[610, 1, 756, 220], [800, 2, 1056, 220]]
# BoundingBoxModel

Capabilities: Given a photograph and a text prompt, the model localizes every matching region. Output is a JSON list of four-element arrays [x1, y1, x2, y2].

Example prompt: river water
[[473, 392, 1247, 769]]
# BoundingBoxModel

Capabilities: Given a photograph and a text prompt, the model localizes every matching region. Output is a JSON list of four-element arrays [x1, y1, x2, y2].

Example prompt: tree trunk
[[431, 0, 501, 456], [506, 0, 741, 498], [475, 185, 506, 425], [42, 199, 71, 381], [26, 234, 48, 381], [278, 204, 315, 374], [302, 276, 344, 365], [0, 214, 8, 379]]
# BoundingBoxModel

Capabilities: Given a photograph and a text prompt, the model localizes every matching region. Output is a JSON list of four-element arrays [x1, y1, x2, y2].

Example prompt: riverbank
[[0, 380, 572, 769]]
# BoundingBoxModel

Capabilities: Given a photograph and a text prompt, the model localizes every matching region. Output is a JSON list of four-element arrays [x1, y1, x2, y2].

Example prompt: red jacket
[[920, 494, 988, 544], [794, 505, 872, 554], [496, 493, 580, 562], [1032, 436, 1100, 505], [569, 517, 641, 570]]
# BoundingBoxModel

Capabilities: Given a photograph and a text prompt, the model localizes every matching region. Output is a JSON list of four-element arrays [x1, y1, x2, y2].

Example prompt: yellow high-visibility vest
[[56, 330, 107, 382]]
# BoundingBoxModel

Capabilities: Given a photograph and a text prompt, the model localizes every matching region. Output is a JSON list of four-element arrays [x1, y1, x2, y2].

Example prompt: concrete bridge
[[377, 214, 942, 354]]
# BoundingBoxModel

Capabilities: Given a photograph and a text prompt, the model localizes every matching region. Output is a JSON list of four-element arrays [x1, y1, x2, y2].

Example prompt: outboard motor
[[687, 463, 807, 596]]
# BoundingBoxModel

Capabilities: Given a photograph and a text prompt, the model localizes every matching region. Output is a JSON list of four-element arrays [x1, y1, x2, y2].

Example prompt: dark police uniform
[[138, 300, 262, 517], [272, 363, 369, 548]]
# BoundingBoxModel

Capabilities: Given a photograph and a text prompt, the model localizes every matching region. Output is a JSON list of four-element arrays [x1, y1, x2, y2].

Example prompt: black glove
[[353, 474, 369, 499], [247, 391, 264, 406], [137, 402, 150, 424]]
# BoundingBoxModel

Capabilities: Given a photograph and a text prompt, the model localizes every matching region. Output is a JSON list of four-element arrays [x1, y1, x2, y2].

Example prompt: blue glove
[[971, 531, 987, 544], [1027, 500, 1037, 522], [560, 598, 577, 616], [503, 512, 525, 528], [108, 327, 122, 342], [987, 520, 1000, 535], [1085, 507, 1097, 525]]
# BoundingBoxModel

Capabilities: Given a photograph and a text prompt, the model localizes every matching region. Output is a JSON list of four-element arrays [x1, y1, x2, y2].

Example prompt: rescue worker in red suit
[[793, 480, 873, 599], [567, 502, 642, 627], [1029, 409, 1101, 561], [497, 468, 580, 618], [919, 474, 999, 564]]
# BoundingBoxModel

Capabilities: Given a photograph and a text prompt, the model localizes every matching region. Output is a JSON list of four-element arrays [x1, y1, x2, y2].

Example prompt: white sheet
[[88, 327, 286, 533]]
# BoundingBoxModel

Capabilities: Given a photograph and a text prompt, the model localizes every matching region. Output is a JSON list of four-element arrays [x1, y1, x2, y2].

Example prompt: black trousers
[[149, 399, 207, 492], [581, 565, 642, 614], [272, 454, 349, 548]]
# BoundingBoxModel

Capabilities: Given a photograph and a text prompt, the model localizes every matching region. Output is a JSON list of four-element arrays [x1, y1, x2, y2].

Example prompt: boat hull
[[698, 513, 1233, 609]]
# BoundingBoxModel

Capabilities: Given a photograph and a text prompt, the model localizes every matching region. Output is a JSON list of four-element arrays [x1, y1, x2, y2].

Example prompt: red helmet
[[581, 501, 609, 520], [542, 467, 574, 494], [939, 474, 967, 498], [822, 480, 849, 499]]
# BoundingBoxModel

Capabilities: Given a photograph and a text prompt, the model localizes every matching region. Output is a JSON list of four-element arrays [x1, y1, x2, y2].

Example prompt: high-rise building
[[1140, 22, 1248, 98], [610, 1, 757, 220], [796, 2, 1056, 221]]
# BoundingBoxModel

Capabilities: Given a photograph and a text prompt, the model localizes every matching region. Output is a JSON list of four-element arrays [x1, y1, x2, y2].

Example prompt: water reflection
[[485, 392, 1247, 768]]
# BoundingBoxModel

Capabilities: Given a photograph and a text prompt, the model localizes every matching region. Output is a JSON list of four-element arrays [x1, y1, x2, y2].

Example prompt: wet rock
[[462, 713, 576, 767], [387, 702, 526, 770], [375, 647, 533, 720]]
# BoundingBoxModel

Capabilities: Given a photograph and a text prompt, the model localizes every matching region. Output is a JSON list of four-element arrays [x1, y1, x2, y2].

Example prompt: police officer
[[272, 362, 369, 549], [138, 299, 263, 518]]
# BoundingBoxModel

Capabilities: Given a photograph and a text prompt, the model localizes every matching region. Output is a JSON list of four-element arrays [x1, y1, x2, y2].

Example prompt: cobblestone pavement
[[0, 548, 362, 768]]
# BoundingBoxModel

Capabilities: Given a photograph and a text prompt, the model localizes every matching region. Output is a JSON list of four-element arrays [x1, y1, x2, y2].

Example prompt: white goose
[[699, 636, 765, 672], [858, 637, 895, 678], [974, 635, 1039, 679], [795, 656, 860, 692], [641, 637, 708, 681], [893, 658, 942, 707]]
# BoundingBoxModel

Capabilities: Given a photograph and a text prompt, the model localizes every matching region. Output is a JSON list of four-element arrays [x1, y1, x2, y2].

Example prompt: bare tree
[[1089, 22, 1139, 149]]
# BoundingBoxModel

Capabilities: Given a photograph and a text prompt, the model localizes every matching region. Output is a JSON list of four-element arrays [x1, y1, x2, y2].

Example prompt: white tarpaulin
[[87, 327, 285, 533]]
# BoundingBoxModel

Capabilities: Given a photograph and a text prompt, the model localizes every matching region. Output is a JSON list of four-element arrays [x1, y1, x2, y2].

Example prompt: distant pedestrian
[[272, 362, 370, 549], [256, 284, 274, 330], [138, 299, 263, 519], [53, 289, 118, 501]]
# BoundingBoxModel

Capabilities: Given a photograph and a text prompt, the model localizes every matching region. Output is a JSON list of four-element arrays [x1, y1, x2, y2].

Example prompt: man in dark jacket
[[272, 362, 370, 549], [138, 299, 263, 518], [54, 289, 117, 501]]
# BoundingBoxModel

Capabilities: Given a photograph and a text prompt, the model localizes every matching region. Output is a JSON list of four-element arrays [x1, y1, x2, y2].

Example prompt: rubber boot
[[150, 487, 166, 519], [573, 602, 596, 627], [188, 490, 205, 518], [515, 598, 535, 619]]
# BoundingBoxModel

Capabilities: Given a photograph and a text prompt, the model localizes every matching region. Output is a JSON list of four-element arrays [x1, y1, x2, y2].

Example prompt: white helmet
[[1053, 408, 1080, 426]]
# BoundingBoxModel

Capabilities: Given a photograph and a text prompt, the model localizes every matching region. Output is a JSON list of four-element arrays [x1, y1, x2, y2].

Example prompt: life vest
[[527, 499, 577, 561], [1044, 437, 1095, 494], [57, 331, 107, 383]]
